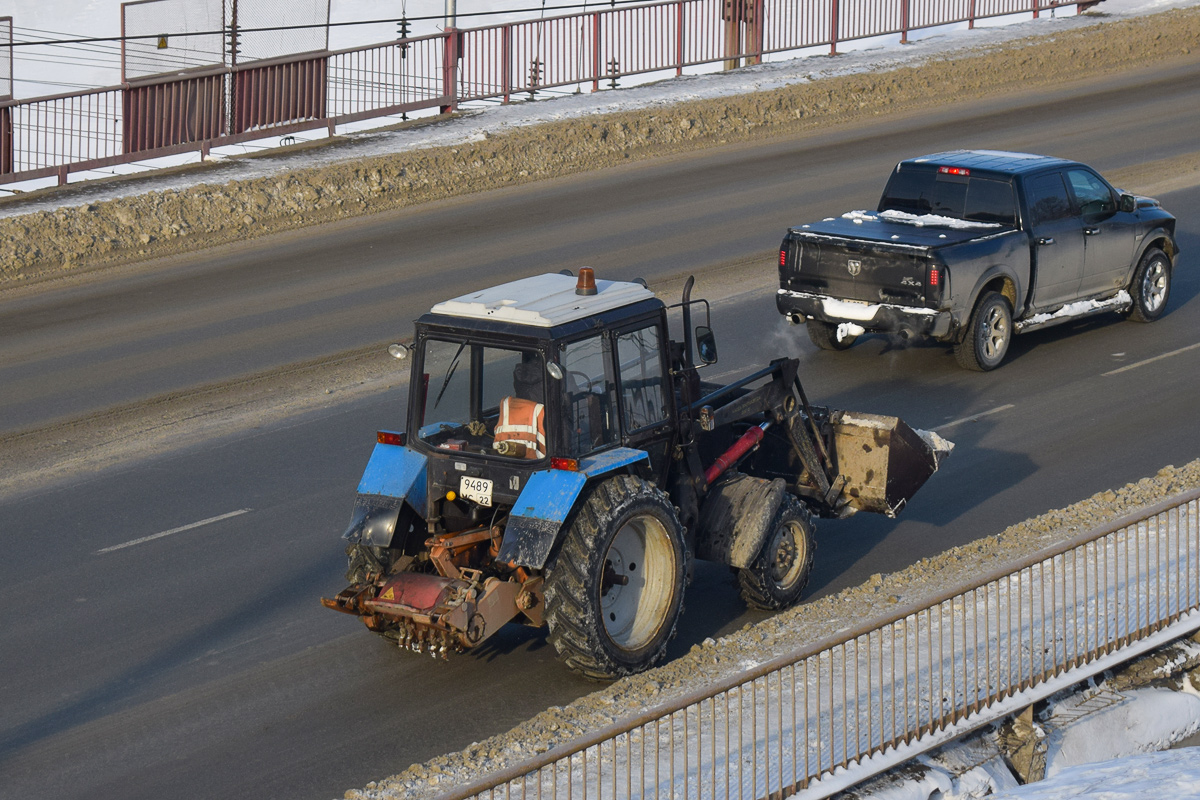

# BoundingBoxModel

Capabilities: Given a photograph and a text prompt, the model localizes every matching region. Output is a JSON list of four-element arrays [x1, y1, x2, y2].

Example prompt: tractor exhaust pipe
[[681, 275, 696, 370]]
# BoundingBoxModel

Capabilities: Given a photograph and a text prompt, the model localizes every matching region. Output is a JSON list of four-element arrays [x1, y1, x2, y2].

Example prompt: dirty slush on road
[[0, 5, 1197, 798]]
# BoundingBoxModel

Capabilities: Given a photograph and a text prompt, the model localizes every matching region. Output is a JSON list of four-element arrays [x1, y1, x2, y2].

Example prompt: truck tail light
[[378, 430, 406, 446], [779, 248, 787, 267], [938, 166, 970, 176], [927, 265, 946, 305]]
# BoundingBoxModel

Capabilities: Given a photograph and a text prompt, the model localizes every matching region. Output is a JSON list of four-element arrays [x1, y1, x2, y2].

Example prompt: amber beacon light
[[576, 267, 598, 296]]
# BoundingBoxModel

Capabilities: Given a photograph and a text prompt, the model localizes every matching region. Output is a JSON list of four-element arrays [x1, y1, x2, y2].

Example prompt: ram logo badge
[[847, 259, 862, 277]]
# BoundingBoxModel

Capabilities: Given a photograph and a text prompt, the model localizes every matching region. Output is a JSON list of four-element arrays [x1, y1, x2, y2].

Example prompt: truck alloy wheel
[[1127, 247, 1171, 322], [545, 475, 687, 680], [955, 291, 1012, 371], [737, 498, 816, 610]]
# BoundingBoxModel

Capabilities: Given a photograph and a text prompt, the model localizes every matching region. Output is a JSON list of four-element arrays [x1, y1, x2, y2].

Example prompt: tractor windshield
[[417, 338, 547, 460]]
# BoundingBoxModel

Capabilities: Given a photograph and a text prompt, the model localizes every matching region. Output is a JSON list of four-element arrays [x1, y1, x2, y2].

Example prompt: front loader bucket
[[829, 412, 952, 517]]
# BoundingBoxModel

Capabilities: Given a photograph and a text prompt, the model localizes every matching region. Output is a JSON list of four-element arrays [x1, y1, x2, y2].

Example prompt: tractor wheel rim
[[600, 515, 675, 652], [768, 520, 808, 589]]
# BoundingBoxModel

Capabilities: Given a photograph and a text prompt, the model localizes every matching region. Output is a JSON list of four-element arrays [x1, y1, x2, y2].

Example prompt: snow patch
[[1019, 291, 1132, 327], [1044, 688, 1200, 776], [879, 209, 1005, 230], [990, 749, 1200, 799]]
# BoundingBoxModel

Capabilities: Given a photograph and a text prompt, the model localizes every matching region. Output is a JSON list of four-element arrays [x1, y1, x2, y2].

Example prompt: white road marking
[[1103, 342, 1200, 376], [96, 509, 252, 554], [933, 404, 1015, 432]]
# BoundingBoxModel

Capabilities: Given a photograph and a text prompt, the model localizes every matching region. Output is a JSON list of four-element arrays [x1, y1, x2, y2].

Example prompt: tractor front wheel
[[545, 475, 688, 680], [737, 497, 816, 610]]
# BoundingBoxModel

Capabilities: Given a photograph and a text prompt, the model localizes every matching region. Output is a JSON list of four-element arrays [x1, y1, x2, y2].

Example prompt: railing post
[[751, 0, 765, 64], [1033, 0, 1040, 18], [901, 0, 910, 43], [441, 28, 460, 113], [503, 25, 512, 103], [0, 105, 11, 175], [969, 0, 977, 28], [830, 0, 840, 54], [592, 12, 601, 92], [722, 0, 740, 70], [676, 0, 685, 76]]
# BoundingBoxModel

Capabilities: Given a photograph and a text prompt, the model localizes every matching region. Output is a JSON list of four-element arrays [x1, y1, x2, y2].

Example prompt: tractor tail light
[[378, 430, 406, 446], [551, 457, 579, 471]]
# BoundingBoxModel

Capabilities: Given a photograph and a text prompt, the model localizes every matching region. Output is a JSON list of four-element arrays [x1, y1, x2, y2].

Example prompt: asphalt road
[[1, 60, 1199, 800], [1, 58, 1198, 436]]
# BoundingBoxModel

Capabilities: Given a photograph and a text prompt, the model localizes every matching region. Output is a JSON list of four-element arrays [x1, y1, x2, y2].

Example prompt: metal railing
[[438, 487, 1200, 799], [0, 0, 1094, 186]]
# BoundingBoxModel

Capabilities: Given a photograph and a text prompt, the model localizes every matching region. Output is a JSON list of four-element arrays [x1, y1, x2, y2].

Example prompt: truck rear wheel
[[1126, 247, 1171, 322], [737, 498, 816, 610], [544, 475, 687, 680], [954, 291, 1011, 371], [807, 319, 858, 351]]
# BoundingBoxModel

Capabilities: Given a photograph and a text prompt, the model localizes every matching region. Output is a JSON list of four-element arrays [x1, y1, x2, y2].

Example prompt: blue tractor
[[322, 269, 950, 679]]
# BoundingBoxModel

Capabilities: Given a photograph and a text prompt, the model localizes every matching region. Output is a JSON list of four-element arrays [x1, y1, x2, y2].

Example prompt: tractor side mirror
[[695, 326, 718, 365], [1119, 193, 1137, 213]]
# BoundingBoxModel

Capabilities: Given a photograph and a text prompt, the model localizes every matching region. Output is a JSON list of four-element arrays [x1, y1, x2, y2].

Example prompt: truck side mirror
[[696, 326, 718, 365], [1119, 193, 1137, 213]]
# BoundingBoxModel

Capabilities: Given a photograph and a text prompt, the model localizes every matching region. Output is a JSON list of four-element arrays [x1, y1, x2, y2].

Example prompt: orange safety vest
[[494, 396, 546, 459]]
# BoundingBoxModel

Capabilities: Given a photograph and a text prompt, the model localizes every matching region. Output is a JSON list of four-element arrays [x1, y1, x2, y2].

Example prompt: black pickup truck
[[776, 150, 1179, 370]]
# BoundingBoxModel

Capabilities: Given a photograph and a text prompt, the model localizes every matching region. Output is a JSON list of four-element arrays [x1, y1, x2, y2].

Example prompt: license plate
[[459, 476, 493, 507]]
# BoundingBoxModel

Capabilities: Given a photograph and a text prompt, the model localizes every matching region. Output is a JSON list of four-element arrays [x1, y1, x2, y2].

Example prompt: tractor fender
[[694, 473, 788, 569], [356, 442, 428, 508], [342, 443, 428, 547], [498, 447, 650, 569], [342, 497, 403, 547]]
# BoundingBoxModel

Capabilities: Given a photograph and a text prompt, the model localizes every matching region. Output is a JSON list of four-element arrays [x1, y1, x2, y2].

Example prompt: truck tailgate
[[780, 215, 991, 307]]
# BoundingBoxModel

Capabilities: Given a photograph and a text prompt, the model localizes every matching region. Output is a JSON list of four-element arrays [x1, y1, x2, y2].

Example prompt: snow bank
[[993, 749, 1200, 799]]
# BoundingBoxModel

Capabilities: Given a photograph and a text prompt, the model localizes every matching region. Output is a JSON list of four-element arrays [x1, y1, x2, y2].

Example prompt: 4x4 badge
[[847, 259, 862, 276]]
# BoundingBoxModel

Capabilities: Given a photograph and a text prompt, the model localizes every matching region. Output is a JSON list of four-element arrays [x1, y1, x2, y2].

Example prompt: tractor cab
[[399, 269, 689, 518]]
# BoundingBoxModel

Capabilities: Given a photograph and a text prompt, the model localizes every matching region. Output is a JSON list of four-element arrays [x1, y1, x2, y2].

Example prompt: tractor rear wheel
[[545, 475, 688, 680], [737, 498, 816, 610]]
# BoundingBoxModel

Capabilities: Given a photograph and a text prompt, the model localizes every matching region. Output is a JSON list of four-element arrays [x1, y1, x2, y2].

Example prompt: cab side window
[[1026, 173, 1074, 226], [616, 325, 668, 432], [1065, 169, 1115, 217], [560, 335, 619, 457]]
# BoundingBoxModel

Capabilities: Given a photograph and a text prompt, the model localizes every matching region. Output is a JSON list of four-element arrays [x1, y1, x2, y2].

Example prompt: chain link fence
[[121, 0, 226, 81], [121, 0, 331, 82], [234, 0, 331, 64]]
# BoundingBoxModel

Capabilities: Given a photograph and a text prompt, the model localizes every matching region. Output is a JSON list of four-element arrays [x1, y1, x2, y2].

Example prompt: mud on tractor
[[322, 269, 952, 679]]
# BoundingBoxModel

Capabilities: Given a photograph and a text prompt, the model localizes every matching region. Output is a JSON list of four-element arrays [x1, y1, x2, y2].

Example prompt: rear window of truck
[[879, 166, 1017, 226]]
